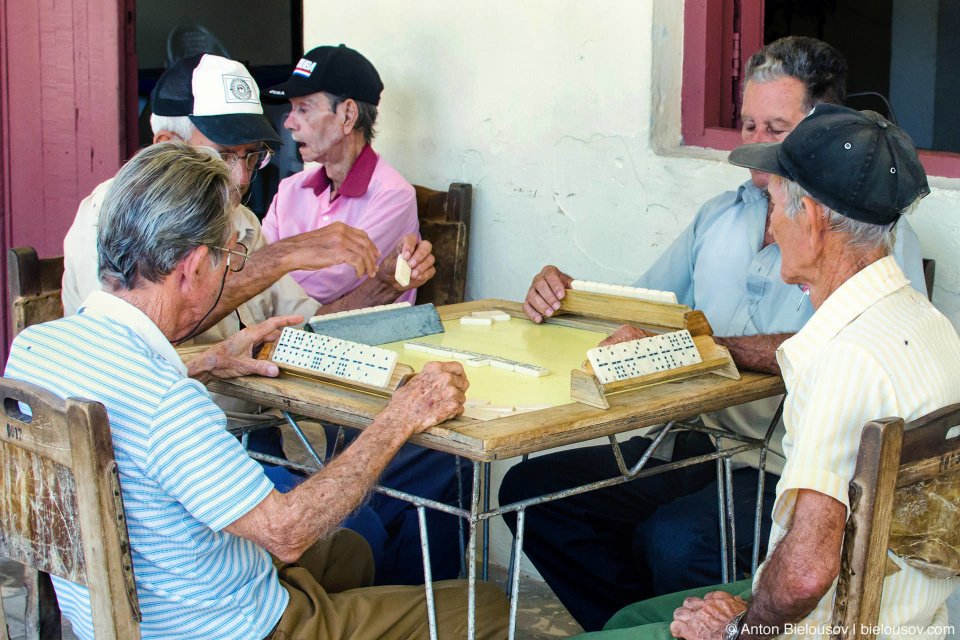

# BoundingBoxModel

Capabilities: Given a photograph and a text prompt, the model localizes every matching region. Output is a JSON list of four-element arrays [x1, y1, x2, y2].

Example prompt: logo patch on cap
[[222, 75, 257, 104], [293, 58, 316, 78]]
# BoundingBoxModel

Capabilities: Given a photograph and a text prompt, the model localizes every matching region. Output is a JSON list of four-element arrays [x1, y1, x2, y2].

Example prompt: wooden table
[[210, 299, 785, 462], [210, 299, 785, 640]]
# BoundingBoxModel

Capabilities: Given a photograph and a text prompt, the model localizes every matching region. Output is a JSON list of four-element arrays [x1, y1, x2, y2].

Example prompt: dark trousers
[[498, 431, 777, 632], [325, 425, 470, 586]]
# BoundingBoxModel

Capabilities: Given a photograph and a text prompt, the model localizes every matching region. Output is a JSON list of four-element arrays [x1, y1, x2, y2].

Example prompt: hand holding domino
[[523, 265, 575, 323]]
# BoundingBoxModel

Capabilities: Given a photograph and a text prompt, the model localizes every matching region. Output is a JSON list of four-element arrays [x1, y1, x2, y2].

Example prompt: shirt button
[[323, 216, 329, 221]]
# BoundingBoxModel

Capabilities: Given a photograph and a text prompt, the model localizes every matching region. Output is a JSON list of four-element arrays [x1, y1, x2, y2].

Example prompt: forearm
[[738, 559, 827, 640], [314, 277, 399, 315], [259, 412, 413, 560], [713, 333, 793, 375]]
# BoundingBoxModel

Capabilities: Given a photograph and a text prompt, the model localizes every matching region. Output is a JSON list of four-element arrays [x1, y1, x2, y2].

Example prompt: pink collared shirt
[[262, 145, 419, 305]]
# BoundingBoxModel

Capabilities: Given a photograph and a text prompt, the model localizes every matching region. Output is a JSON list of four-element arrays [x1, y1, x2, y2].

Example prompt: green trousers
[[571, 578, 754, 640]]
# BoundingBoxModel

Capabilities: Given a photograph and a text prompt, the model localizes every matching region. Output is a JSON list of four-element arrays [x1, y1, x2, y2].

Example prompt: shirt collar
[[738, 179, 767, 205], [305, 144, 379, 199], [78, 291, 188, 376], [776, 256, 908, 384]]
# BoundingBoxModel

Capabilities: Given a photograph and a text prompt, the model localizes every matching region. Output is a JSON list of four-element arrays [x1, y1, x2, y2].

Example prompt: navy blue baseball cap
[[728, 104, 928, 225]]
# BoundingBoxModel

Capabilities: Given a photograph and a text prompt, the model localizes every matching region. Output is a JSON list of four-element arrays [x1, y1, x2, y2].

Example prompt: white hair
[[149, 114, 197, 140], [782, 179, 919, 255]]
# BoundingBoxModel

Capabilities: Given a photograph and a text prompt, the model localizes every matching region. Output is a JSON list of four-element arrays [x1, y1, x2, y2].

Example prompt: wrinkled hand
[[385, 361, 469, 435], [598, 325, 654, 348], [279, 222, 381, 278], [523, 265, 574, 323], [186, 315, 303, 383], [670, 591, 747, 640], [378, 235, 436, 292]]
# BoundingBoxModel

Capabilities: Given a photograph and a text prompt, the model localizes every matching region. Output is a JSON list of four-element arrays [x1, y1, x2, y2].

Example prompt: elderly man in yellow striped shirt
[[572, 104, 960, 640]]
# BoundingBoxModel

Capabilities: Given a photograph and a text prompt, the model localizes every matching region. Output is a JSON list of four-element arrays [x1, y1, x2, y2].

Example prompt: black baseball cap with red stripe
[[264, 45, 384, 105]]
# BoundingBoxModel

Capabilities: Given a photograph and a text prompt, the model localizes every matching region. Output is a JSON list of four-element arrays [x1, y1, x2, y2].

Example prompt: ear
[[153, 130, 177, 144], [801, 195, 828, 248], [177, 245, 213, 294], [340, 99, 359, 134]]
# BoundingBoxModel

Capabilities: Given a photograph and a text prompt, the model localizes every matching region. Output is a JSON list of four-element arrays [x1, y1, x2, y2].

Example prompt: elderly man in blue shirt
[[5, 141, 508, 640], [499, 36, 927, 632]]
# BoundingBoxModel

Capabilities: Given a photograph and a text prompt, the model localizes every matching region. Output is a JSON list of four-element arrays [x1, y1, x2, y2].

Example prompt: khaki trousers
[[268, 529, 509, 640]]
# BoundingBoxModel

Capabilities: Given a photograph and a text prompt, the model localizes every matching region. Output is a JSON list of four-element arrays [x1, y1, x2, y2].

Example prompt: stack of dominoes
[[586, 330, 701, 384], [271, 327, 399, 388], [403, 341, 549, 377], [308, 301, 411, 324], [462, 400, 554, 421], [570, 281, 678, 304]]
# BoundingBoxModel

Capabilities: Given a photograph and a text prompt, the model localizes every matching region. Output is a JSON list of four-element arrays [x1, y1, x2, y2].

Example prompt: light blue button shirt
[[631, 180, 926, 473], [633, 180, 926, 338]]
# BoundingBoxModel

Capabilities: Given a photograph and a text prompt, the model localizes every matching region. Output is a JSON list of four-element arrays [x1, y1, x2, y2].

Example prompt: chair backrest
[[0, 377, 141, 639], [413, 183, 472, 306], [8, 247, 64, 338], [832, 403, 960, 639]]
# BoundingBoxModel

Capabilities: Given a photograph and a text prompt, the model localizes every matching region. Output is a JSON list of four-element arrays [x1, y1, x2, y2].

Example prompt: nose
[[283, 110, 296, 131], [231, 160, 253, 186]]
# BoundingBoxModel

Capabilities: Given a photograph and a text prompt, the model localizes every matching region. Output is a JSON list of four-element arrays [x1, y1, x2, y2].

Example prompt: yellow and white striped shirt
[[756, 256, 960, 640]]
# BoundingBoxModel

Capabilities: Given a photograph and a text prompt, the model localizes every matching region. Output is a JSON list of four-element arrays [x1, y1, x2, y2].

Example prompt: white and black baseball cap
[[151, 54, 281, 147]]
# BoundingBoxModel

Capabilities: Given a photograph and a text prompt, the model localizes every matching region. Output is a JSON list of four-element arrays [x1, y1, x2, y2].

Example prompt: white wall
[[304, 0, 960, 574]]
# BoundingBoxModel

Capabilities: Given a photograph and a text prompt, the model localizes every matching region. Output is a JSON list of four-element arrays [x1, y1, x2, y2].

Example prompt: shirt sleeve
[[892, 217, 928, 299], [63, 183, 110, 316], [631, 209, 699, 307], [771, 343, 897, 528], [146, 378, 274, 531], [261, 193, 281, 244]]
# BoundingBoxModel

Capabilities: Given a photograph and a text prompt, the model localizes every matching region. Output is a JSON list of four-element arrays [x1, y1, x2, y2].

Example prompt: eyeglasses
[[213, 241, 249, 273], [220, 148, 274, 172]]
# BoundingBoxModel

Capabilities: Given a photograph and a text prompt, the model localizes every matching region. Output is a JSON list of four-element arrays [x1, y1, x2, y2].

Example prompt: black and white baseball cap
[[151, 54, 281, 147]]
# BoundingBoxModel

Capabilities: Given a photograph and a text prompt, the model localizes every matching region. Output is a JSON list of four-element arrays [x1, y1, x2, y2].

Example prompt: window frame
[[680, 0, 960, 178]]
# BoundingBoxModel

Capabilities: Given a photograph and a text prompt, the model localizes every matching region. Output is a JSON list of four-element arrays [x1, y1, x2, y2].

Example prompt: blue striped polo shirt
[[4, 291, 288, 640]]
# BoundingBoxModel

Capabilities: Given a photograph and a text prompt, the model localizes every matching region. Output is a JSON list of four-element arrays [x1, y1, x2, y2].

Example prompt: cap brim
[[727, 142, 792, 179], [262, 77, 318, 102], [190, 113, 282, 147]]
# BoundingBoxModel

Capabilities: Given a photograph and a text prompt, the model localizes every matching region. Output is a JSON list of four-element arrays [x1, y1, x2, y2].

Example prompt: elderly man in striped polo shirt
[[5, 141, 508, 640], [574, 106, 960, 640]]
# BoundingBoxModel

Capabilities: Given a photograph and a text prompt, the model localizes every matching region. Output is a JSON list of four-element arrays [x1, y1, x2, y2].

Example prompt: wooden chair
[[0, 377, 141, 639], [832, 403, 960, 639], [7, 247, 65, 639], [8, 247, 64, 337], [413, 183, 472, 306]]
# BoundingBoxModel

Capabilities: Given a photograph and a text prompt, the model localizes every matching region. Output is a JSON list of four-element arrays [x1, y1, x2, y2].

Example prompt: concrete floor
[[1, 558, 579, 640]]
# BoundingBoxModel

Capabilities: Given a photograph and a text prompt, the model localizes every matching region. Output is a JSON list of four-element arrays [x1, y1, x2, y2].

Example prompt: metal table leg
[[715, 437, 729, 584], [507, 508, 526, 640], [482, 461, 491, 581], [418, 506, 438, 640], [467, 460, 482, 640]]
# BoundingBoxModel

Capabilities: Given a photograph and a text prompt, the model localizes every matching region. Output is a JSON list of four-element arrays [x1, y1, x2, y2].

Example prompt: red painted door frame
[[0, 0, 137, 353]]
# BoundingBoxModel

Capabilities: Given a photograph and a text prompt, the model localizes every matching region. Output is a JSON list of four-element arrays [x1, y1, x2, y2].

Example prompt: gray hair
[[324, 92, 378, 144], [744, 36, 848, 110], [782, 179, 918, 255], [149, 113, 197, 140], [97, 141, 233, 290]]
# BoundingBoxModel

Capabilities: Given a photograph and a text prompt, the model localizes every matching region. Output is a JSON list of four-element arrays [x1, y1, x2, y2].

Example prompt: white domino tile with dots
[[569, 280, 678, 304], [308, 302, 411, 324], [272, 327, 399, 388], [586, 330, 701, 384]]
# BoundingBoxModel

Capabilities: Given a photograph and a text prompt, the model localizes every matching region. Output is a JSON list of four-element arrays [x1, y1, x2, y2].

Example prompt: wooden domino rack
[[543, 288, 740, 409]]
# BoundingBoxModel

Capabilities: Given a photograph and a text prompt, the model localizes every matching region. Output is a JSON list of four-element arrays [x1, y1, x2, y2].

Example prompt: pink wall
[[0, 0, 136, 352]]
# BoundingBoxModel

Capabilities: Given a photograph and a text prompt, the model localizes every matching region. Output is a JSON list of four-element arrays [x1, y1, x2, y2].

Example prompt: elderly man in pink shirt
[[262, 45, 466, 587], [262, 44, 433, 309]]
